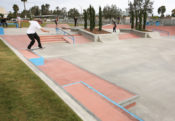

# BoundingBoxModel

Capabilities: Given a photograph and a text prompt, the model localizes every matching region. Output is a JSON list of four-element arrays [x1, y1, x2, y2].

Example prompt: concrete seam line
[[0, 37, 99, 121]]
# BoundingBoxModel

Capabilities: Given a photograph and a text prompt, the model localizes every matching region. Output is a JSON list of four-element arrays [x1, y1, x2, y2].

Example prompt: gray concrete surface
[[3, 28, 175, 121], [34, 36, 175, 121]]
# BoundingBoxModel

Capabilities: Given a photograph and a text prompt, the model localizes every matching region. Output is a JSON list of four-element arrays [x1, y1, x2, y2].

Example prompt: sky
[[0, 0, 174, 16]]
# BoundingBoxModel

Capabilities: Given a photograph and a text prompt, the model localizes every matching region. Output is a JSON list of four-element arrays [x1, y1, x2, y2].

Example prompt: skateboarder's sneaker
[[39, 45, 43, 48]]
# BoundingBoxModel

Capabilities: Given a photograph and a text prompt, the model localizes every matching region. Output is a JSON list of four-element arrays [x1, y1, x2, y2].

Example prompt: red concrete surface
[[2, 35, 68, 51], [64, 35, 92, 44], [46, 24, 70, 29], [2, 35, 140, 120], [39, 58, 136, 105], [103, 24, 175, 36], [1, 35, 38, 50], [20, 50, 39, 59], [146, 25, 175, 36], [65, 83, 138, 121]]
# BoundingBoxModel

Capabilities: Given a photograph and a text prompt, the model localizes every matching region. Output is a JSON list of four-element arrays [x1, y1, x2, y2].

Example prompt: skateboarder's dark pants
[[27, 33, 42, 49]]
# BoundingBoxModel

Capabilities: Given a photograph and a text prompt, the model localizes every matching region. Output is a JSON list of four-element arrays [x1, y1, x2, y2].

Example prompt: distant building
[[0, 7, 8, 17]]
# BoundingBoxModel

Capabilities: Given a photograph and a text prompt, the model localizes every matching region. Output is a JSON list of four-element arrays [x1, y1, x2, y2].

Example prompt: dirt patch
[[85, 28, 110, 34]]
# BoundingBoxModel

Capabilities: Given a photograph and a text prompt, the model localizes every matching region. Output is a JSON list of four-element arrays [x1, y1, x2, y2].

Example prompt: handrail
[[56, 28, 75, 44], [152, 28, 169, 36]]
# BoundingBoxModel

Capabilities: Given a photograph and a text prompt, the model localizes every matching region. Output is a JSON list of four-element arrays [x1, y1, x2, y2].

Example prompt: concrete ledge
[[77, 29, 98, 42], [120, 29, 161, 38], [77, 28, 118, 42]]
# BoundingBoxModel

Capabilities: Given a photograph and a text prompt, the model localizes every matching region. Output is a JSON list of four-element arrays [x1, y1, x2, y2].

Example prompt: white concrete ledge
[[120, 29, 161, 38], [77, 28, 119, 42]]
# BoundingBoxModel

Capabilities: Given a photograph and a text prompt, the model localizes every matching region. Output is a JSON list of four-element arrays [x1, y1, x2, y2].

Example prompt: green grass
[[0, 40, 82, 121], [6, 22, 47, 28]]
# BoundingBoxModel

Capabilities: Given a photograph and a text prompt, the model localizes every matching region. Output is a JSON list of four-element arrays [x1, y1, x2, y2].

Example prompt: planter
[[120, 29, 161, 38], [77, 28, 119, 42]]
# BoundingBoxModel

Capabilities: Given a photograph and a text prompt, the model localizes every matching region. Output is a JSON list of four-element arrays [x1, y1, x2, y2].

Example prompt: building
[[0, 7, 8, 17]]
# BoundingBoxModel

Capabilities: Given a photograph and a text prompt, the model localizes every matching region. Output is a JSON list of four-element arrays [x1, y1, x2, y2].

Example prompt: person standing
[[54, 17, 59, 28], [112, 19, 117, 32], [0, 17, 2, 26], [17, 15, 21, 28], [1, 17, 8, 27], [27, 20, 49, 49], [74, 17, 78, 27]]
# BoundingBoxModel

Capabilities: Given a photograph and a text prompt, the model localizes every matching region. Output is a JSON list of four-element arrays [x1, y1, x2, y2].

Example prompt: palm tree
[[21, 0, 27, 18], [143, 0, 153, 30], [21, 0, 27, 10], [129, 2, 134, 29], [158, 6, 166, 17], [172, 9, 175, 17]]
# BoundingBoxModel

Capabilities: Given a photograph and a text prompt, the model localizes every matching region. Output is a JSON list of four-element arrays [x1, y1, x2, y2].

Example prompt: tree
[[89, 6, 93, 31], [137, 0, 143, 30], [92, 7, 96, 30], [158, 6, 166, 17], [21, 0, 27, 10], [103, 5, 121, 20], [99, 6, 102, 31], [133, 0, 139, 29], [143, 0, 153, 30], [68, 8, 80, 18], [30, 6, 40, 16], [129, 2, 134, 29], [41, 4, 50, 15], [128, 0, 153, 30], [0, 14, 4, 18], [172, 9, 175, 17], [21, 10, 31, 18], [83, 10, 88, 29], [53, 6, 61, 16], [13, 4, 19, 18], [7, 12, 14, 19], [60, 7, 67, 18], [21, 0, 27, 18], [88, 5, 95, 31]]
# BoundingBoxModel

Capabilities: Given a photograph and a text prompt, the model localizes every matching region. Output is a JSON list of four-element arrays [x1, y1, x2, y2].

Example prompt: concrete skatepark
[[1, 24, 175, 121]]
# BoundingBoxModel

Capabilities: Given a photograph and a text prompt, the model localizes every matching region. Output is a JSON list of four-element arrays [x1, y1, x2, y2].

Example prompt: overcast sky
[[1, 0, 174, 15]]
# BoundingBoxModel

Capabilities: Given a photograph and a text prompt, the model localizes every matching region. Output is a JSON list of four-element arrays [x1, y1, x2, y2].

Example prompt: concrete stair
[[40, 35, 66, 43], [98, 33, 119, 43]]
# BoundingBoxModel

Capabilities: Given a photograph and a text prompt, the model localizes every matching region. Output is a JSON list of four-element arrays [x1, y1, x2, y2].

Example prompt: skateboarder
[[112, 19, 117, 32], [17, 15, 21, 28], [55, 17, 59, 28], [74, 17, 78, 27], [27, 20, 49, 49]]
